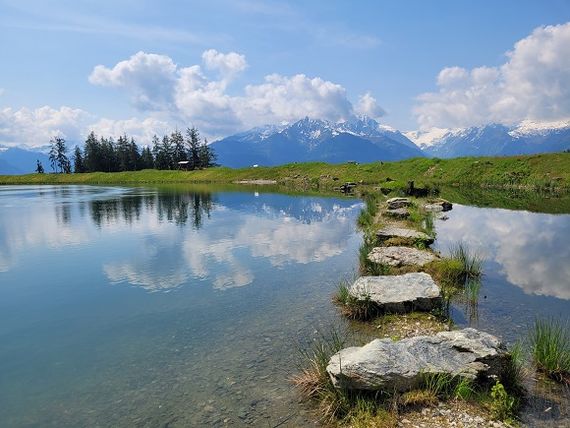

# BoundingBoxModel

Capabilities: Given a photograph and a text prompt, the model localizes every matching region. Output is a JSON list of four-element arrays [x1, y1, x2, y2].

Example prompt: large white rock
[[350, 273, 441, 313], [376, 226, 434, 245], [368, 246, 437, 267], [327, 328, 508, 392]]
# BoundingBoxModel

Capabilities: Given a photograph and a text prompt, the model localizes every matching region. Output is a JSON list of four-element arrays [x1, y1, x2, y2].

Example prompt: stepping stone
[[424, 199, 453, 212], [327, 328, 508, 392], [376, 226, 434, 245], [368, 246, 436, 267], [349, 273, 442, 313], [386, 197, 411, 209], [383, 207, 409, 219]]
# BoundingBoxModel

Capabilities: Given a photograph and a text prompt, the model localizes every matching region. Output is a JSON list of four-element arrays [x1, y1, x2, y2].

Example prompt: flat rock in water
[[368, 246, 436, 267], [327, 328, 508, 392], [424, 199, 453, 212], [349, 273, 441, 312], [386, 197, 411, 209], [383, 207, 409, 219], [377, 226, 434, 245]]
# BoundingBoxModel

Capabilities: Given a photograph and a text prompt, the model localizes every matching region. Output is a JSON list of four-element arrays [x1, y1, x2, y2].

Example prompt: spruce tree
[[73, 146, 85, 173]]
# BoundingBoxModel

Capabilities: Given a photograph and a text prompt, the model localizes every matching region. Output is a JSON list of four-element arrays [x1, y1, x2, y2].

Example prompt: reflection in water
[[0, 186, 361, 293], [434, 205, 570, 300], [0, 185, 363, 427], [89, 191, 214, 228]]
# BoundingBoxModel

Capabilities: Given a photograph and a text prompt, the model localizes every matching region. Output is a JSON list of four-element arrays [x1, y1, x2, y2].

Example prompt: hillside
[[2, 153, 569, 192]]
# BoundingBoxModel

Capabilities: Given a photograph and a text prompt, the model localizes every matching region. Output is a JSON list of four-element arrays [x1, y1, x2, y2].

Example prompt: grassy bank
[[1, 153, 569, 192]]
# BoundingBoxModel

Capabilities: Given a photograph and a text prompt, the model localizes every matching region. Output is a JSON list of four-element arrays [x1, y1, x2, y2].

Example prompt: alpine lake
[[0, 184, 568, 427]]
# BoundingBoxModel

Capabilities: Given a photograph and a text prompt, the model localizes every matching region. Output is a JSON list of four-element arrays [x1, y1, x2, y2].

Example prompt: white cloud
[[90, 117, 171, 146], [415, 22, 570, 129], [88, 50, 383, 137], [2, 49, 386, 148], [354, 92, 386, 120], [0, 105, 91, 148], [202, 49, 247, 79], [89, 51, 178, 111]]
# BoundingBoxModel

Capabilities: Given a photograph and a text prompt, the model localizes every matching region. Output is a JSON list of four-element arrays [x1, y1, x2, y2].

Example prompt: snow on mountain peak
[[509, 119, 570, 137]]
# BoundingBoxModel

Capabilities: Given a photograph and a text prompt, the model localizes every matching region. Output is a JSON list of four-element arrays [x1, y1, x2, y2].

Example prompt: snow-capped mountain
[[211, 116, 424, 167], [405, 121, 570, 158]]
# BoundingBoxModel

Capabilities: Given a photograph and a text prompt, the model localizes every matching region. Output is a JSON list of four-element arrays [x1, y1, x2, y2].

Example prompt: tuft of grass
[[291, 328, 346, 404], [501, 341, 526, 394], [292, 329, 397, 425], [333, 279, 378, 320], [529, 318, 570, 384], [400, 389, 438, 407], [359, 238, 391, 276], [448, 242, 483, 280], [357, 192, 381, 231]]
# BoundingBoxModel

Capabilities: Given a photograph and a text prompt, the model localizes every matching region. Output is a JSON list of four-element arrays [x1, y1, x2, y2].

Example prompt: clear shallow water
[[0, 185, 362, 427], [1, 186, 569, 427]]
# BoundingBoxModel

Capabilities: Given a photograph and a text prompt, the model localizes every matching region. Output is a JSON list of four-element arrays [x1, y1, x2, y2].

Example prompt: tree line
[[38, 127, 216, 174]]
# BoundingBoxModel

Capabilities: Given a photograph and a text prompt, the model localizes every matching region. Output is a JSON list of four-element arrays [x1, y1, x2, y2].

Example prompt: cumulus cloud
[[202, 49, 247, 78], [415, 22, 570, 129], [89, 51, 178, 111], [354, 92, 386, 119], [0, 105, 92, 148], [2, 49, 386, 148], [88, 50, 384, 137]]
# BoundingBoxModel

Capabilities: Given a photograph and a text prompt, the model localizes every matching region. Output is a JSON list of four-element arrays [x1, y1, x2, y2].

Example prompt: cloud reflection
[[434, 206, 570, 300]]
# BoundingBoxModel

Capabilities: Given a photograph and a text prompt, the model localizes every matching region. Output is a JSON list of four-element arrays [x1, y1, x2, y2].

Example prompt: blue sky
[[1, 0, 570, 147]]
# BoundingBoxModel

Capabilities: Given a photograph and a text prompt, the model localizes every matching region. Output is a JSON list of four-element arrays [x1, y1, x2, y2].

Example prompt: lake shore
[[1, 153, 569, 193]]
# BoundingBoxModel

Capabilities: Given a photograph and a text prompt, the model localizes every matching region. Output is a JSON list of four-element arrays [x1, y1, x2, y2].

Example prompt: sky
[[1, 0, 570, 148]]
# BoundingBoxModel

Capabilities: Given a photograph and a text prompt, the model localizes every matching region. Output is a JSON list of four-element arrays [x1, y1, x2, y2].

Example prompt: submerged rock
[[349, 273, 441, 313], [368, 246, 437, 267], [376, 226, 434, 245], [327, 328, 508, 392], [386, 197, 411, 209]]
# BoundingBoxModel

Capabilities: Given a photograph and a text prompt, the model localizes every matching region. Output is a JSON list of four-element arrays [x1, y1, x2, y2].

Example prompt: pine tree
[[171, 129, 186, 164], [48, 136, 70, 173], [84, 131, 102, 172], [198, 138, 217, 168], [140, 146, 154, 169], [35, 159, 44, 174], [73, 146, 85, 173], [186, 127, 201, 170]]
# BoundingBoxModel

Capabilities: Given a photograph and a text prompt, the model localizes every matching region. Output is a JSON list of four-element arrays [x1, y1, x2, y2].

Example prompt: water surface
[[0, 185, 362, 427]]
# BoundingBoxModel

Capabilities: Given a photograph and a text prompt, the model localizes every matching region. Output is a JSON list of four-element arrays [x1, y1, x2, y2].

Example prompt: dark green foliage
[[35, 159, 44, 174], [48, 136, 71, 173], [73, 146, 85, 173]]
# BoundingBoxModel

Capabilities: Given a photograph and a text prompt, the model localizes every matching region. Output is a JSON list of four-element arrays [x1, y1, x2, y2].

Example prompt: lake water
[[0, 185, 569, 427]]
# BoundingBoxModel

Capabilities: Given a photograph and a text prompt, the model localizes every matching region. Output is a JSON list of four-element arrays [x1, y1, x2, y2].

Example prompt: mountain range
[[210, 116, 424, 168], [406, 120, 570, 158], [0, 117, 568, 174]]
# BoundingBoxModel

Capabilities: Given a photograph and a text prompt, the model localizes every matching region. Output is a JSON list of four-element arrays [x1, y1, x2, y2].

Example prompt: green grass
[[291, 329, 397, 426], [359, 238, 391, 276], [3, 153, 570, 192], [333, 279, 378, 321], [529, 318, 570, 383], [448, 242, 483, 279]]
